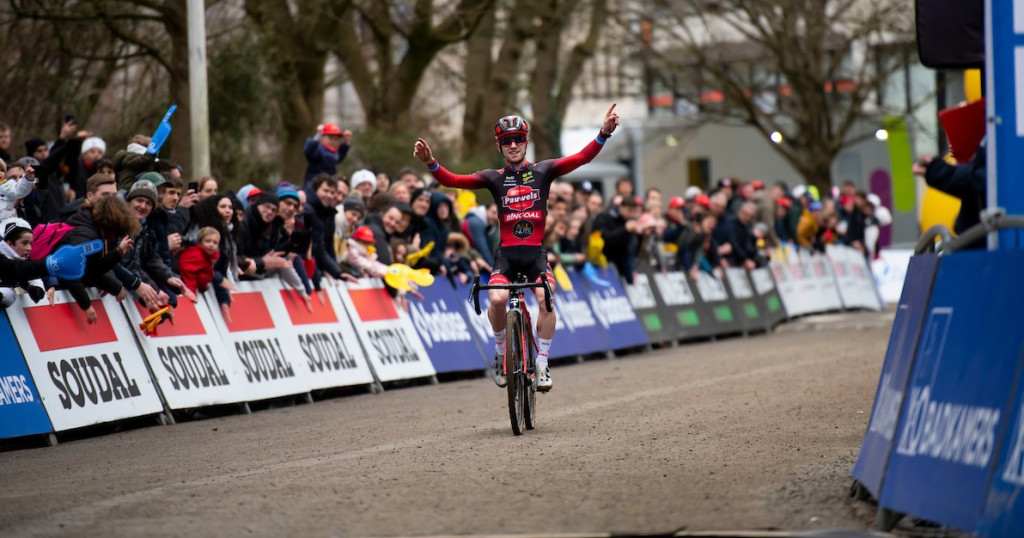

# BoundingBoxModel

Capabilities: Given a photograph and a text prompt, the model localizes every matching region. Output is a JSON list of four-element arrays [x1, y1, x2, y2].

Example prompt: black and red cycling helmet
[[494, 115, 529, 138]]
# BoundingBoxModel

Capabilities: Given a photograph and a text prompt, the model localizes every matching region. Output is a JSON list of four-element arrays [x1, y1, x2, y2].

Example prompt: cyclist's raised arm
[[547, 103, 620, 177], [413, 137, 488, 189]]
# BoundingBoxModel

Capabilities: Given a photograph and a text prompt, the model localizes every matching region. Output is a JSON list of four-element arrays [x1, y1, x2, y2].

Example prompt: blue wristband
[[428, 160, 440, 172], [595, 134, 607, 145]]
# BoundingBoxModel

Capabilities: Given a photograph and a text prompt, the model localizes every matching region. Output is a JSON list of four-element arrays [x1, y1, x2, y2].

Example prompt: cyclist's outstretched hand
[[413, 138, 434, 164], [602, 103, 620, 136]]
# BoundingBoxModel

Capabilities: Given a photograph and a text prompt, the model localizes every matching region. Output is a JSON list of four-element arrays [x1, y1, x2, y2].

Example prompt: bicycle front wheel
[[524, 335, 536, 431], [506, 310, 525, 436]]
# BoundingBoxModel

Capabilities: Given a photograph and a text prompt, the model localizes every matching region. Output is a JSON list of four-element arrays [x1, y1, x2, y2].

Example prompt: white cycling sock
[[537, 338, 552, 368], [494, 329, 506, 356]]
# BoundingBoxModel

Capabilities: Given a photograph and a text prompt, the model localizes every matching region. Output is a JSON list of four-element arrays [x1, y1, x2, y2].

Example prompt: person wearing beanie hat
[[236, 187, 313, 310], [126, 179, 158, 211], [350, 168, 376, 201], [0, 216, 44, 307], [303, 123, 352, 188], [0, 159, 36, 221], [81, 136, 106, 160], [24, 138, 48, 162]]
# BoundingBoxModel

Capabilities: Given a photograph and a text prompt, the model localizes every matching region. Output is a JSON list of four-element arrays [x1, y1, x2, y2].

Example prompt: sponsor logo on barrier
[[1001, 402, 1024, 486], [300, 332, 359, 372], [158, 345, 229, 391], [235, 338, 296, 382], [867, 374, 903, 442], [725, 268, 753, 299], [590, 289, 638, 329], [555, 292, 597, 332], [895, 385, 1000, 468], [368, 328, 420, 364], [653, 272, 696, 305], [0, 375, 35, 406], [47, 353, 142, 410], [750, 268, 775, 295], [464, 300, 492, 345], [624, 273, 657, 309], [412, 300, 472, 348], [695, 273, 729, 302]]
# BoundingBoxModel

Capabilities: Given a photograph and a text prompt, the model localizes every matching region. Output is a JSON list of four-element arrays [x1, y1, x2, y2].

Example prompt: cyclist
[[413, 104, 620, 391]]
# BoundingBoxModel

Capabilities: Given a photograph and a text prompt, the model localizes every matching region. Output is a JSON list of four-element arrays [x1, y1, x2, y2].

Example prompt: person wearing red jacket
[[178, 226, 220, 294]]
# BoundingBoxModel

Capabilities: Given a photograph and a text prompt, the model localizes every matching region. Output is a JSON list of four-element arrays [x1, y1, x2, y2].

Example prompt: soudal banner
[[336, 280, 436, 383], [693, 271, 742, 335], [580, 265, 648, 349], [650, 270, 708, 340], [407, 280, 488, 373], [5, 291, 163, 432], [852, 254, 939, 499], [270, 286, 375, 390], [123, 296, 249, 409], [0, 311, 53, 440], [203, 281, 311, 400], [623, 268, 673, 343], [878, 250, 1024, 531], [827, 245, 883, 311]]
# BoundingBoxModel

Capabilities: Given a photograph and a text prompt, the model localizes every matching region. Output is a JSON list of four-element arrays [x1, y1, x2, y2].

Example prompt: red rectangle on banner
[[280, 289, 338, 325], [348, 288, 398, 322], [224, 292, 274, 332], [136, 299, 206, 337], [24, 300, 117, 351]]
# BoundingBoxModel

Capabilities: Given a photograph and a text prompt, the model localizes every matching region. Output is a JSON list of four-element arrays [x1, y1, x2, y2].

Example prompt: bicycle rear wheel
[[506, 310, 525, 436]]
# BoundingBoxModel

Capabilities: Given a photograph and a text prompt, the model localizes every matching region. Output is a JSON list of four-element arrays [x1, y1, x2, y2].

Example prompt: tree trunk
[[461, 9, 495, 157], [165, 0, 192, 174], [280, 49, 327, 182]]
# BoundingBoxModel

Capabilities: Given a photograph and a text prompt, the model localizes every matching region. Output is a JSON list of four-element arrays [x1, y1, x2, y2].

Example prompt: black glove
[[26, 285, 45, 303]]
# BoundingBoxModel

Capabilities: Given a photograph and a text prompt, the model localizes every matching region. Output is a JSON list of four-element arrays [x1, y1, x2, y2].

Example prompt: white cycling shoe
[[492, 354, 507, 388], [536, 365, 552, 392]]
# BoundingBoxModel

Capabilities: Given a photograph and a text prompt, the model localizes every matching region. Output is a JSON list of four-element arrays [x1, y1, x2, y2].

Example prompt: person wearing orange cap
[[341, 225, 389, 280], [303, 122, 352, 188]]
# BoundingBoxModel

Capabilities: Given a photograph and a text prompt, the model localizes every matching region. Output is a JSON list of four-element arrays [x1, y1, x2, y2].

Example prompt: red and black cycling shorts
[[490, 246, 555, 288]]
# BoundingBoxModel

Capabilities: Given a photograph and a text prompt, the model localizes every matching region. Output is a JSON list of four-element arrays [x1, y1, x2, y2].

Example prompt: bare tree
[[332, 0, 494, 137], [13, 0, 196, 168], [459, 0, 608, 160], [647, 0, 915, 191]]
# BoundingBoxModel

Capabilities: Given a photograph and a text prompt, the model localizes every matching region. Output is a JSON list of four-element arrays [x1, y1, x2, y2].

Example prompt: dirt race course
[[0, 311, 895, 537]]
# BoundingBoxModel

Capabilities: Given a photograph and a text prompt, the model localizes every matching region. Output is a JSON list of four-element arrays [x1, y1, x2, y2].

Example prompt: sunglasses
[[499, 134, 526, 146]]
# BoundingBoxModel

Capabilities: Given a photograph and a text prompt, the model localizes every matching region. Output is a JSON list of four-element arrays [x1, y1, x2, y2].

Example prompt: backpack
[[30, 222, 75, 260]]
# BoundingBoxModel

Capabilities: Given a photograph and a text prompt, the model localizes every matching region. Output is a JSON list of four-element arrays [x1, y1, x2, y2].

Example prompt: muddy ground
[[0, 311, 894, 536]]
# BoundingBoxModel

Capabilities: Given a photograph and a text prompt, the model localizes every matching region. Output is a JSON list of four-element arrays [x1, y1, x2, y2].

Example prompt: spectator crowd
[[0, 117, 894, 321]]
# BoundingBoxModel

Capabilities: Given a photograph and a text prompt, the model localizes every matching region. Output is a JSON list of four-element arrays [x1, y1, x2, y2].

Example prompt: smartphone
[[188, 181, 199, 192]]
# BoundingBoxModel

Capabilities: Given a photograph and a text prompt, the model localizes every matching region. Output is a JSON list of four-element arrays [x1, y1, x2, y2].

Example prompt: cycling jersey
[[426, 133, 609, 257]]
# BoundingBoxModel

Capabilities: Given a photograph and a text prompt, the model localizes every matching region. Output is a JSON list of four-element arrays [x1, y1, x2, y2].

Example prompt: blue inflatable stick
[[582, 262, 612, 287], [146, 105, 177, 155]]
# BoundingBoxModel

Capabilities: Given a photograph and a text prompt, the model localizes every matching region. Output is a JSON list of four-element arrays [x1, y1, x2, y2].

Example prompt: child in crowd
[[443, 232, 474, 284], [178, 227, 220, 295], [0, 217, 45, 307], [0, 161, 36, 221]]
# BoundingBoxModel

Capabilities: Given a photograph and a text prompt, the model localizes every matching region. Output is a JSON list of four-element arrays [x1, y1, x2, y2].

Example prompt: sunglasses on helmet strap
[[499, 134, 526, 146]]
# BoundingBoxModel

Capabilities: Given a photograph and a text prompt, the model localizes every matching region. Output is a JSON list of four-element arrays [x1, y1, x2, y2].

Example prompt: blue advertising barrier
[[580, 265, 649, 350], [549, 270, 613, 358], [851, 253, 940, 499], [0, 311, 54, 440], [878, 250, 1024, 531], [979, 370, 1024, 535], [408, 280, 489, 374]]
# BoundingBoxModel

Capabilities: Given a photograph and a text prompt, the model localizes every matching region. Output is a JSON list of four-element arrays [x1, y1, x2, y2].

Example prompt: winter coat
[[178, 244, 218, 293], [54, 208, 125, 310], [302, 137, 350, 187]]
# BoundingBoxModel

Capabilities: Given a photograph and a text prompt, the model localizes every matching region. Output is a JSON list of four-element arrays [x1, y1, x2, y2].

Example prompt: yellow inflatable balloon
[[385, 264, 435, 291], [552, 264, 573, 291], [587, 231, 608, 268], [454, 189, 478, 219], [920, 187, 961, 234], [405, 241, 434, 266]]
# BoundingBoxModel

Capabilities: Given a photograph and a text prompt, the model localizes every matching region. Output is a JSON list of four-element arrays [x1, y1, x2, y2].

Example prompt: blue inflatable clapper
[[146, 105, 178, 155]]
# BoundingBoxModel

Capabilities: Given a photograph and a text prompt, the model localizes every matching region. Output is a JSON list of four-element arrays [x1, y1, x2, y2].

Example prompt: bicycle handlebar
[[469, 275, 553, 315]]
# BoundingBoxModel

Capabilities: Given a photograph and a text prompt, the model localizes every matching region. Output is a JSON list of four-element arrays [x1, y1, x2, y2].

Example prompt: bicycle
[[470, 273, 553, 436]]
